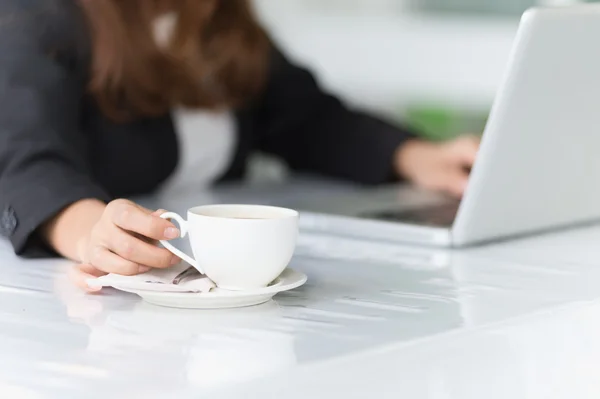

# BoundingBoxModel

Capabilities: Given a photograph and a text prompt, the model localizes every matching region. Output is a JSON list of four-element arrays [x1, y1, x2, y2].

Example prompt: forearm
[[255, 47, 419, 185], [259, 109, 416, 184], [41, 199, 106, 261]]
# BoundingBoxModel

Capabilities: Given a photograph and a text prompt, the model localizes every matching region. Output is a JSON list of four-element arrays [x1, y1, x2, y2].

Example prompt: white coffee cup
[[159, 204, 299, 290]]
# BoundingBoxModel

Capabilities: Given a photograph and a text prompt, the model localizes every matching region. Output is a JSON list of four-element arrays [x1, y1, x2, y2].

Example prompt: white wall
[[253, 1, 519, 119]]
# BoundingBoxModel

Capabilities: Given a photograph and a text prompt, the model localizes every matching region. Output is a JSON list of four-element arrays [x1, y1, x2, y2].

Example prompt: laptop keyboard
[[360, 201, 460, 228]]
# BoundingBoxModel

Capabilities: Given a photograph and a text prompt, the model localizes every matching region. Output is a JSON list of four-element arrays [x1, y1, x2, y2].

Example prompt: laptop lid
[[452, 5, 600, 246]]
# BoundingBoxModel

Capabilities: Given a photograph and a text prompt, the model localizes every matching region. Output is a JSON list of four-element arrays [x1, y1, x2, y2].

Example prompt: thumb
[[144, 209, 174, 247]]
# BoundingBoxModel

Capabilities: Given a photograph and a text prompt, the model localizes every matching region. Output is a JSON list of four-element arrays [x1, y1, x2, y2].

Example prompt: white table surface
[[2, 182, 600, 398]]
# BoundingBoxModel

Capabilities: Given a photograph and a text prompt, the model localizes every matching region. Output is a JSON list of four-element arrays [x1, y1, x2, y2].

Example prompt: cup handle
[[159, 212, 203, 273]]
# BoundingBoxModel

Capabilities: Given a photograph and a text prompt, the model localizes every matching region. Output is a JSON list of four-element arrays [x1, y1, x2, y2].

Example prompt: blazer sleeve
[[253, 47, 418, 185], [0, 6, 111, 256]]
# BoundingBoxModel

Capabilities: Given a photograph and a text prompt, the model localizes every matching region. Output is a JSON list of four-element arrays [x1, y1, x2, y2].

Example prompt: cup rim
[[187, 204, 299, 220]]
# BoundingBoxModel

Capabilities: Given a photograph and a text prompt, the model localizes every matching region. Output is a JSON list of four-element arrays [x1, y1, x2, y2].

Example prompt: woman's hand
[[395, 135, 480, 197], [70, 199, 180, 292]]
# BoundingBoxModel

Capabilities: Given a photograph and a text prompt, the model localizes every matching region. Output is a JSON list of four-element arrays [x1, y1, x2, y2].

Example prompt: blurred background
[[252, 0, 595, 142]]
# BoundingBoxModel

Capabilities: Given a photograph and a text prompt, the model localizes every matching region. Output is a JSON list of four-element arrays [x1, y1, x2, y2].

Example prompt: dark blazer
[[0, 0, 416, 257]]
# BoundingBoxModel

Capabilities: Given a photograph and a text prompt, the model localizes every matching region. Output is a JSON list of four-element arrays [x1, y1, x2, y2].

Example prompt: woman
[[0, 0, 478, 289]]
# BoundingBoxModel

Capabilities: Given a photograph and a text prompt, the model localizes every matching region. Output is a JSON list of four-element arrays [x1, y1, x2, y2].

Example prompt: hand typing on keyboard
[[394, 135, 480, 197]]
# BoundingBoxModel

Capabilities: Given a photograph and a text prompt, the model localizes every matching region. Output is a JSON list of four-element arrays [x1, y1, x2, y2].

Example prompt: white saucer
[[113, 268, 307, 309]]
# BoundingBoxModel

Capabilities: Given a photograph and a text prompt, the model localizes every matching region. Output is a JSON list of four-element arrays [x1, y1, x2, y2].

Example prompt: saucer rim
[[113, 267, 307, 299]]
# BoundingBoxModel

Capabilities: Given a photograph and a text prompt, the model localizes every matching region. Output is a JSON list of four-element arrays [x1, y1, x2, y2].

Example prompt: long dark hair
[[78, 0, 269, 120]]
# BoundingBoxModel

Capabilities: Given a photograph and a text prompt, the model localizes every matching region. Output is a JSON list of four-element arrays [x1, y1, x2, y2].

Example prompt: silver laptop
[[292, 6, 600, 247]]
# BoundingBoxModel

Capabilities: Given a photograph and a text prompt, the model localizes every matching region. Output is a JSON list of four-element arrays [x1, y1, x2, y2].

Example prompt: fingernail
[[138, 266, 151, 274], [164, 227, 180, 239], [170, 256, 180, 265]]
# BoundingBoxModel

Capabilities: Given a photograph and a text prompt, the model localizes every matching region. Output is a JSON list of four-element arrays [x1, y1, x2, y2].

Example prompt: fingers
[[107, 226, 177, 269], [108, 200, 179, 241], [449, 135, 480, 166], [69, 264, 107, 293], [440, 169, 470, 198], [134, 209, 165, 245], [73, 201, 181, 293], [88, 244, 151, 276], [396, 136, 478, 197], [434, 135, 479, 196]]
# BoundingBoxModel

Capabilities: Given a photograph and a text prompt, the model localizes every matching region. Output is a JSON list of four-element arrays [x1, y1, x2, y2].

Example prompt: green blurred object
[[415, 0, 600, 17], [405, 103, 489, 142], [414, 0, 537, 16]]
